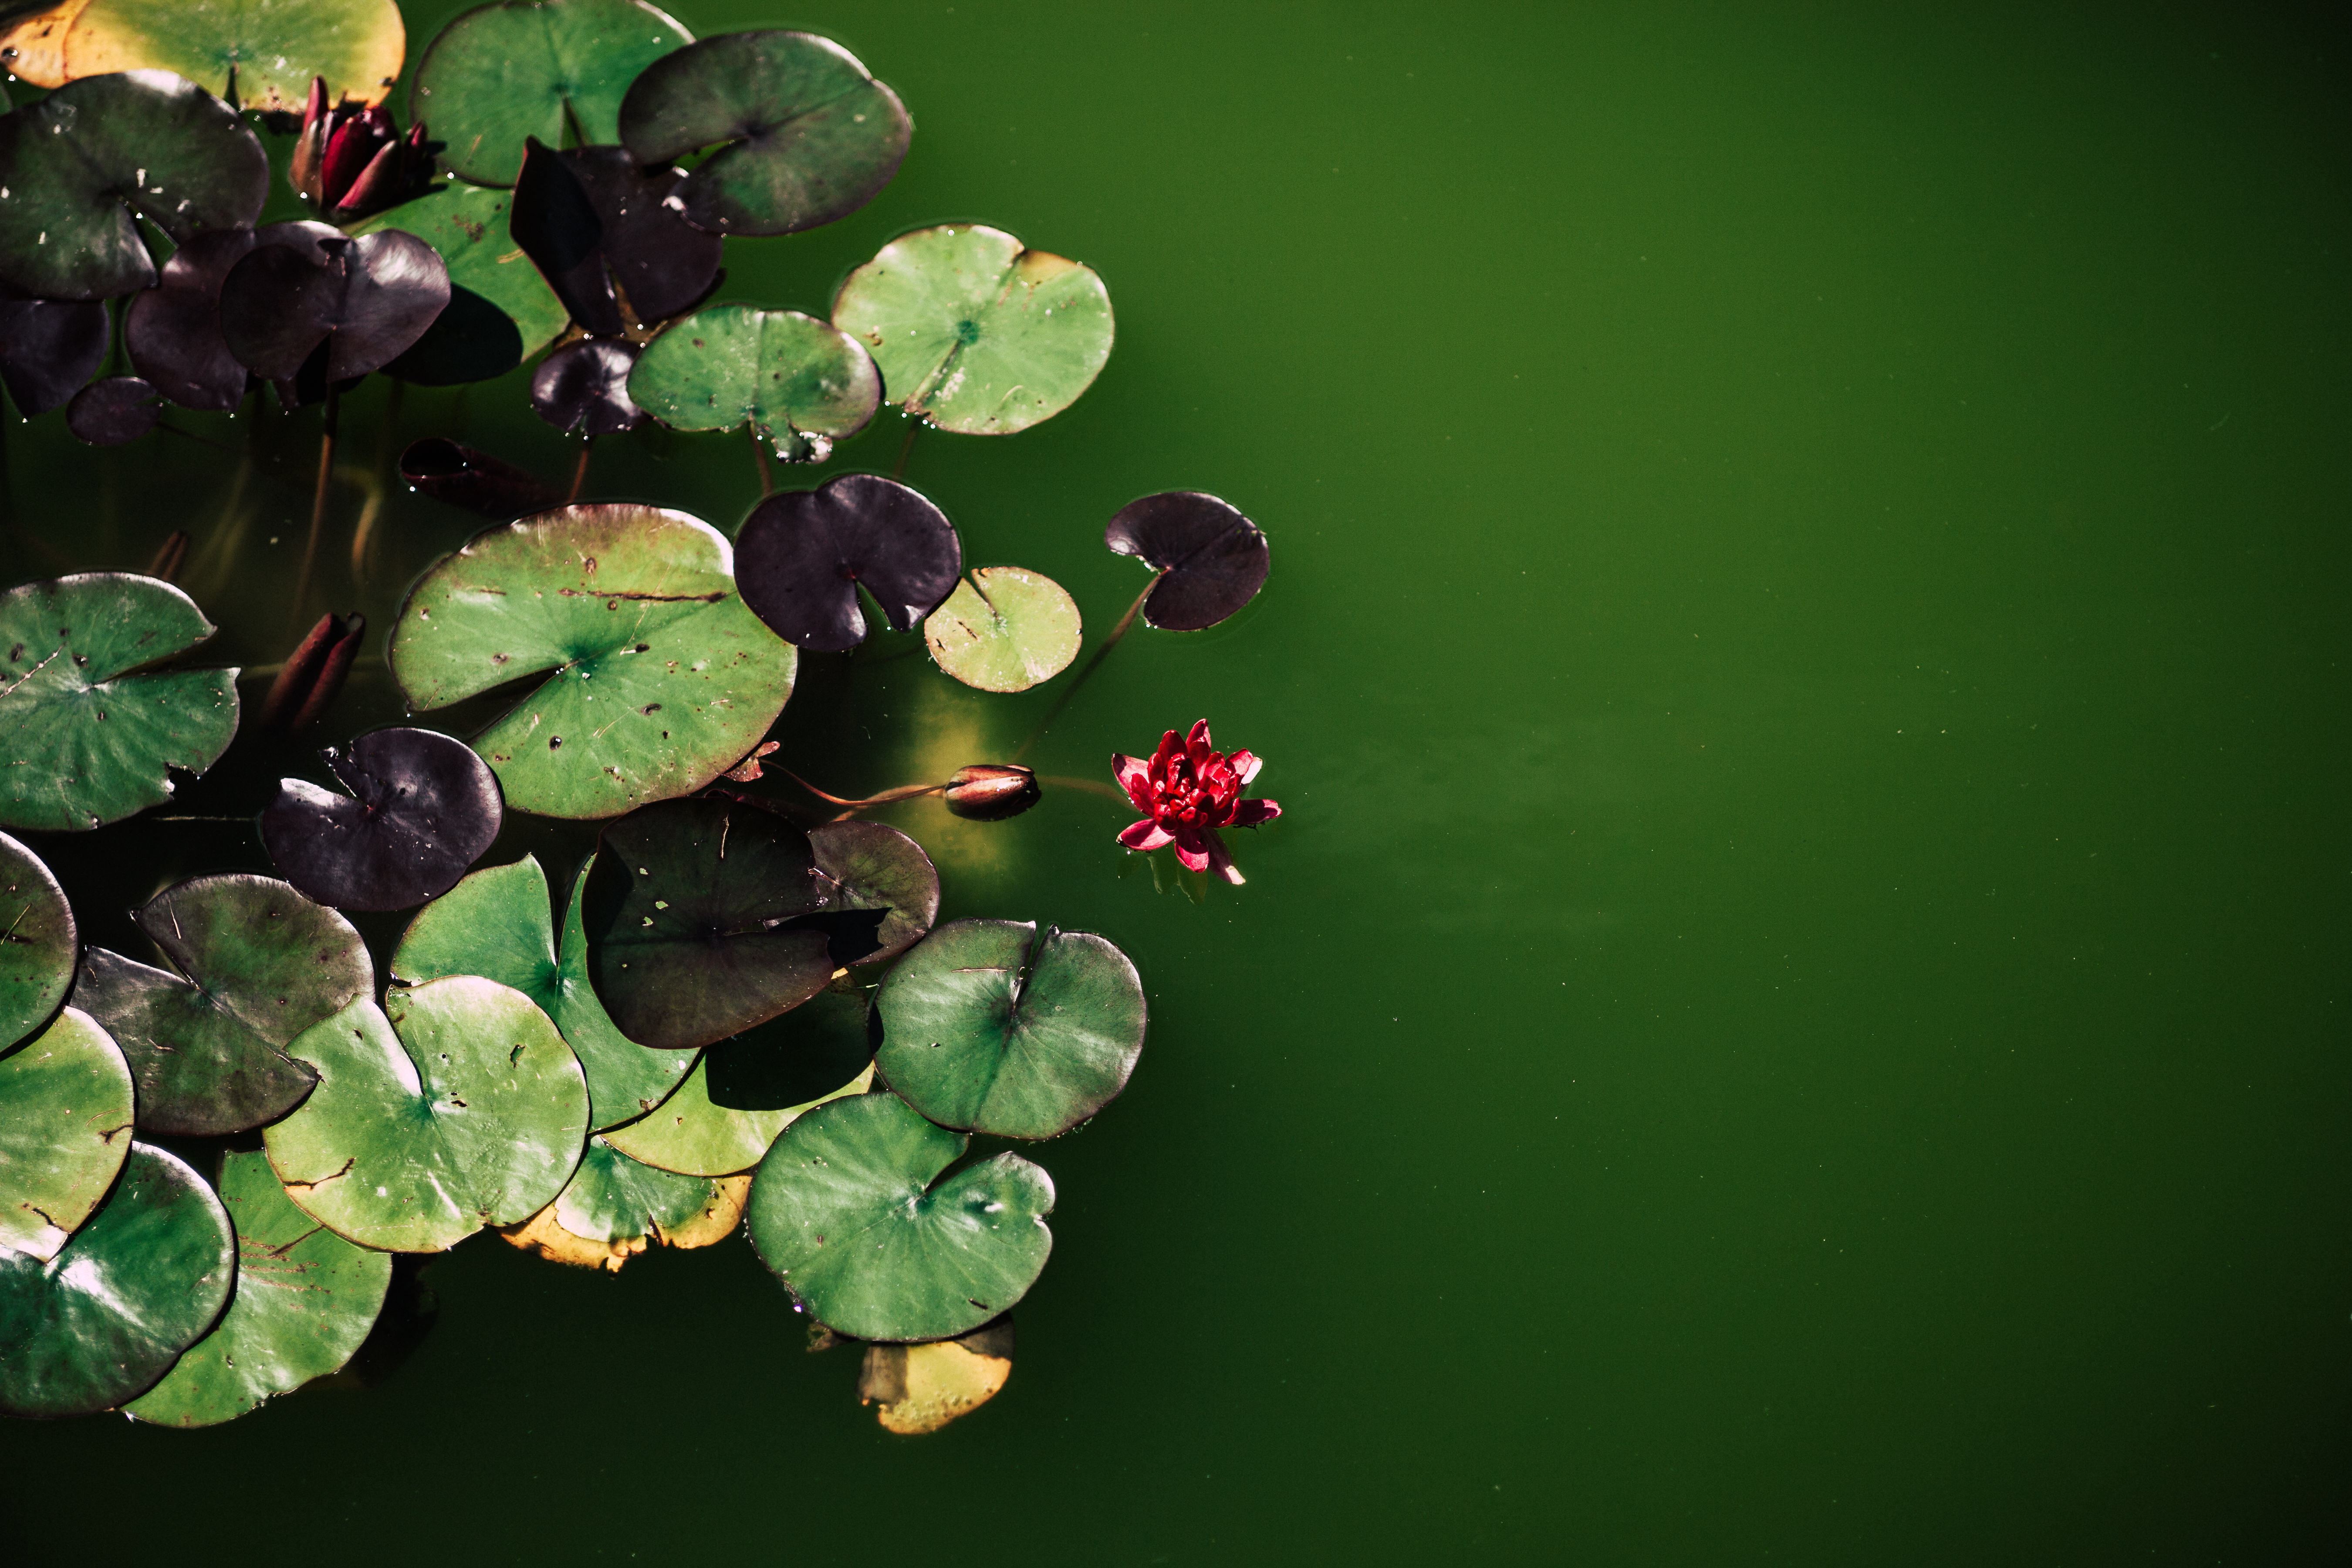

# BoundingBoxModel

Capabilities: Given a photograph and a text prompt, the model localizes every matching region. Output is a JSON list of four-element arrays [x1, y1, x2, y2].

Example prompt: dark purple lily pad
[[399, 438, 563, 519], [220, 230, 451, 382], [808, 821, 939, 967], [511, 140, 723, 336], [260, 728, 504, 912], [0, 291, 108, 417], [66, 377, 163, 446], [736, 474, 962, 652], [531, 340, 646, 436], [583, 795, 889, 1052], [125, 228, 258, 412], [1105, 492, 1271, 632]]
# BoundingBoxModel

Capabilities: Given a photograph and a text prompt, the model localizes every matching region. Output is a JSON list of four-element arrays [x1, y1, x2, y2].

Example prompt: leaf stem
[[1012, 568, 1165, 762], [892, 419, 921, 480], [568, 437, 593, 504], [292, 384, 339, 632], [751, 425, 773, 496], [767, 763, 945, 816]]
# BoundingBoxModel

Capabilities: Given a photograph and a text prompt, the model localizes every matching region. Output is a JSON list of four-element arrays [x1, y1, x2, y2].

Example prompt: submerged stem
[[568, 437, 594, 504], [892, 419, 921, 480], [292, 385, 339, 632], [1012, 569, 1166, 762], [751, 425, 773, 496]]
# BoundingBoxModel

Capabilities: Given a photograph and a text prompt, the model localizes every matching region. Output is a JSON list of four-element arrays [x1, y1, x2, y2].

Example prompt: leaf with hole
[[0, 1142, 231, 1417], [923, 567, 1081, 693], [617, 29, 909, 237], [264, 980, 590, 1252], [876, 920, 1146, 1140], [123, 1147, 392, 1427], [392, 855, 694, 1130], [1104, 491, 1271, 632], [735, 473, 961, 652], [260, 727, 504, 912], [809, 820, 939, 965], [220, 229, 451, 382], [859, 1317, 1014, 1434], [604, 988, 874, 1177], [351, 182, 569, 385], [0, 572, 239, 834], [629, 304, 879, 462], [398, 436, 563, 519], [746, 1091, 1054, 1342], [531, 339, 645, 435], [501, 1135, 747, 1270], [0, 831, 76, 1051], [71, 873, 367, 1135], [832, 224, 1113, 435], [0, 69, 266, 301], [0, 0, 406, 115], [0, 1008, 131, 1261], [510, 139, 720, 335], [410, 0, 693, 188], [0, 289, 108, 416], [388, 504, 797, 819]]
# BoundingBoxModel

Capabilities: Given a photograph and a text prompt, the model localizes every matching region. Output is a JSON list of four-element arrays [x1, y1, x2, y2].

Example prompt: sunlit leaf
[[923, 567, 1081, 693], [500, 1135, 747, 1270], [0, 831, 76, 1050], [859, 1317, 1014, 1434], [628, 303, 879, 462], [0, 0, 406, 114], [0, 1007, 130, 1261], [260, 727, 504, 912], [351, 182, 569, 385], [733, 473, 960, 651], [1105, 491, 1270, 631], [810, 820, 939, 965]]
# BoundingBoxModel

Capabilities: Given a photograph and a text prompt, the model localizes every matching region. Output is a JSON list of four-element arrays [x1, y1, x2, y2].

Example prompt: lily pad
[[923, 567, 1082, 693], [500, 1135, 747, 1270], [124, 1148, 393, 1427], [124, 223, 337, 412], [410, 0, 694, 188], [0, 290, 108, 416], [0, 69, 268, 300], [392, 855, 695, 1130], [0, 831, 76, 1050], [875, 921, 1147, 1140], [531, 338, 645, 435], [261, 728, 504, 912], [809, 821, 939, 965], [0, 572, 239, 834], [859, 1317, 1014, 1434], [220, 229, 452, 382], [832, 224, 1114, 436], [0, 1142, 232, 1417], [604, 990, 873, 1177], [0, 1008, 131, 1261], [399, 436, 564, 518], [65, 374, 160, 444], [628, 304, 880, 462], [388, 504, 798, 820], [617, 29, 910, 237], [0, 0, 407, 115], [1105, 491, 1271, 631], [264, 980, 590, 1252], [745, 1090, 1055, 1342], [70, 873, 369, 1135], [735, 473, 961, 652], [351, 182, 570, 385], [584, 794, 892, 1051], [510, 139, 720, 335]]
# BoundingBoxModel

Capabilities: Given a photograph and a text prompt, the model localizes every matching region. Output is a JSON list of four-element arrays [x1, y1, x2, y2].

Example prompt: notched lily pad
[[746, 1091, 1054, 1342], [0, 572, 239, 834], [352, 182, 569, 385], [220, 228, 452, 382], [0, 0, 408, 115], [924, 567, 1082, 693], [628, 304, 880, 462], [1105, 491, 1271, 631], [832, 224, 1113, 435], [859, 1317, 1014, 1434], [0, 1142, 232, 1417], [735, 473, 961, 652], [265, 980, 590, 1252], [70, 873, 369, 1135], [262, 728, 504, 912], [0, 1007, 132, 1261], [501, 1136, 748, 1271], [388, 504, 798, 820], [0, 290, 108, 416], [511, 138, 721, 335], [124, 1147, 393, 1428], [531, 338, 645, 435], [0, 830, 77, 1049], [617, 29, 910, 237]]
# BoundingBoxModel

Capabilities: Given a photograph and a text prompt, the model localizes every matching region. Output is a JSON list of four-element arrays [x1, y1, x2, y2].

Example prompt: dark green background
[[4, 1, 2347, 1560]]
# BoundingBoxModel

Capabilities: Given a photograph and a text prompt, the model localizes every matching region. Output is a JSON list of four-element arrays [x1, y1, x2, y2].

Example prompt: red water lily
[[1114, 720, 1281, 883]]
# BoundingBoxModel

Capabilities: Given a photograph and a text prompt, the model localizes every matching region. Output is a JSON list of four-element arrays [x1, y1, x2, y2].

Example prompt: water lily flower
[[289, 76, 434, 220], [1114, 720, 1281, 883]]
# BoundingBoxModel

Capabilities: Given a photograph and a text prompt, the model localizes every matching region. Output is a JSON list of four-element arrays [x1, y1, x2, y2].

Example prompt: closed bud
[[943, 764, 1040, 821]]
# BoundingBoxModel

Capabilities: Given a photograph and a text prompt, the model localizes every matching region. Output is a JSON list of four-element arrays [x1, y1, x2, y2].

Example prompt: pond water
[[5, 1, 2346, 1560]]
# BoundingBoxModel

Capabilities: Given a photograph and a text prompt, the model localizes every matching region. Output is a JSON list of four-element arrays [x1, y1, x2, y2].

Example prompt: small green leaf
[[923, 567, 1083, 693], [0, 1007, 132, 1261], [0, 1142, 232, 1418], [19, 0, 409, 116], [0, 573, 239, 833], [0, 831, 76, 1049], [604, 990, 873, 1178], [502, 1135, 748, 1269], [745, 1091, 1054, 1342], [629, 303, 880, 462], [832, 224, 1113, 435], [351, 182, 571, 385], [124, 1148, 393, 1427], [264, 980, 590, 1252]]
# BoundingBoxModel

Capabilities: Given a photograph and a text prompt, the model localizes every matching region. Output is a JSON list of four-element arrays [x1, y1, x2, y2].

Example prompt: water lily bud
[[258, 611, 364, 734], [943, 764, 1040, 821]]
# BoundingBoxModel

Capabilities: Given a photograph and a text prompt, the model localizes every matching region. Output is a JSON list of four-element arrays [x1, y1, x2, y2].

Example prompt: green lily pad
[[0, 1142, 232, 1417], [12, 0, 409, 116], [0, 69, 268, 300], [124, 1147, 393, 1427], [351, 182, 571, 385], [264, 979, 590, 1252], [923, 567, 1083, 693], [71, 873, 369, 1136], [745, 1091, 1054, 1342], [0, 831, 76, 1049], [605, 989, 873, 1177], [628, 304, 881, 462], [391, 855, 696, 1130], [875, 921, 1147, 1140], [617, 29, 910, 237], [411, 0, 694, 188], [387, 504, 798, 821], [0, 1007, 132, 1261], [0, 573, 240, 834], [831, 224, 1113, 436], [501, 1135, 748, 1270]]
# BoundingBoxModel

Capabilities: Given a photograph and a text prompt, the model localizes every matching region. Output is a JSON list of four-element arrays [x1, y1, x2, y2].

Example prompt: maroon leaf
[[1104, 491, 1271, 632], [736, 474, 962, 651], [530, 340, 646, 436], [65, 378, 162, 446], [220, 230, 451, 382], [0, 291, 108, 416], [260, 728, 504, 912]]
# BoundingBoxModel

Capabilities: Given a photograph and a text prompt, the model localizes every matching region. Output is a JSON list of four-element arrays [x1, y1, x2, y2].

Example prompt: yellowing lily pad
[[500, 1136, 748, 1271]]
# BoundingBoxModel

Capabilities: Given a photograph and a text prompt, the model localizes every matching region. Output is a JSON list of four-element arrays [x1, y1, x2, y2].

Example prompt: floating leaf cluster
[[0, 0, 1284, 1435]]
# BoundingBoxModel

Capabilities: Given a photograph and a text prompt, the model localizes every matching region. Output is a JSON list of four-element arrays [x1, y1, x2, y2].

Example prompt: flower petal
[[1112, 753, 1154, 808], [1227, 797, 1281, 827], [1171, 827, 1211, 872], [1204, 828, 1245, 885], [1118, 819, 1174, 852], [1228, 750, 1262, 785]]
